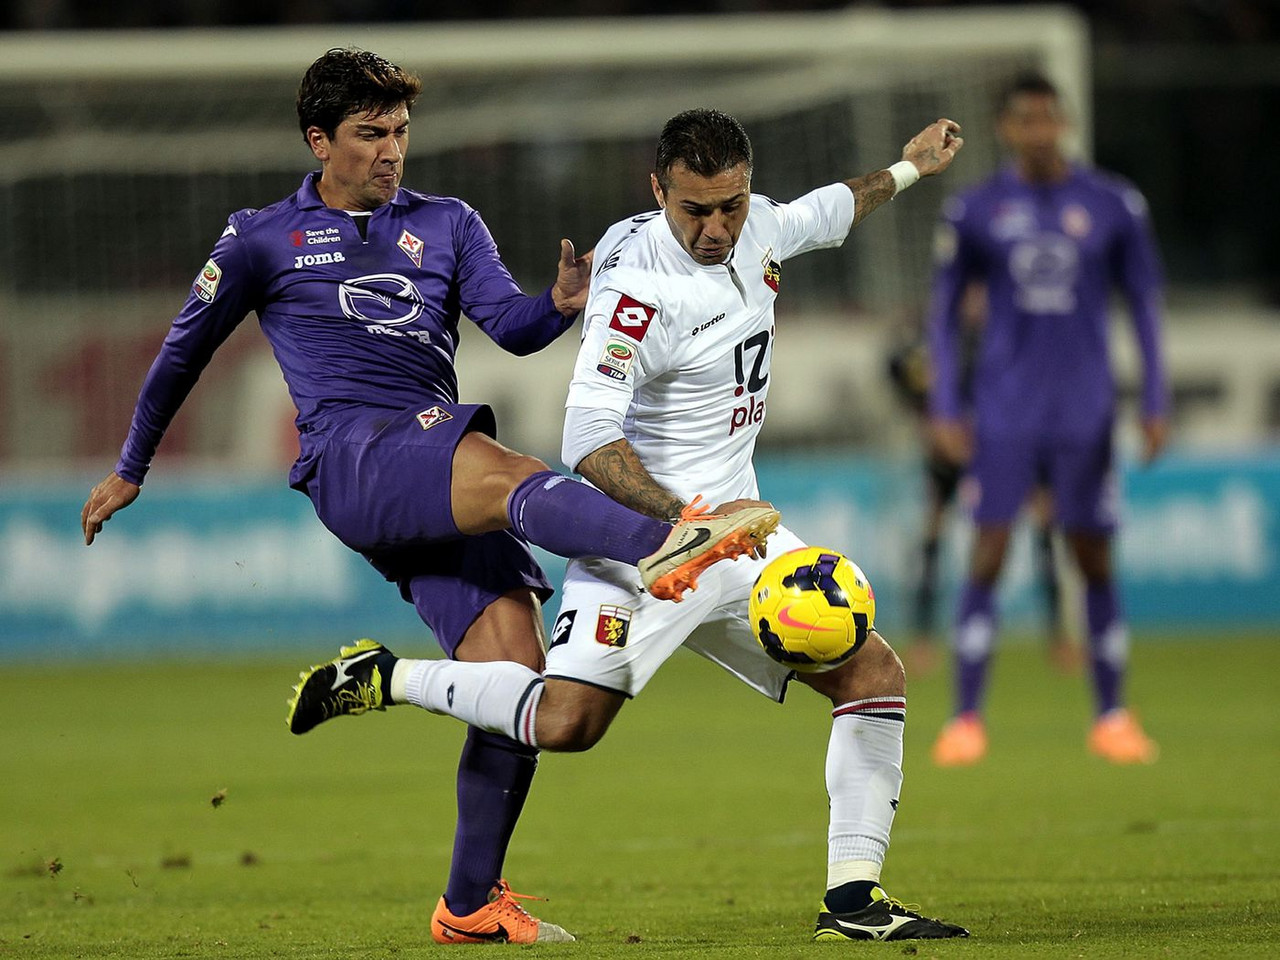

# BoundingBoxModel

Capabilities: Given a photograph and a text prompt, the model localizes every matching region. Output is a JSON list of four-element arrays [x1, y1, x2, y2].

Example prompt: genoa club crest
[[594, 605, 632, 648], [763, 259, 781, 292]]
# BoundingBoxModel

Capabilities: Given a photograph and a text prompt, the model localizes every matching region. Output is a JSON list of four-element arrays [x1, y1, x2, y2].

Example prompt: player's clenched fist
[[904, 119, 964, 178]]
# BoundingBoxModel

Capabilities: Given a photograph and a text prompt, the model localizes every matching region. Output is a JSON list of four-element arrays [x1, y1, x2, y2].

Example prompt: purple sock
[[954, 581, 997, 716], [506, 470, 670, 565], [1085, 581, 1127, 715], [444, 728, 538, 916]]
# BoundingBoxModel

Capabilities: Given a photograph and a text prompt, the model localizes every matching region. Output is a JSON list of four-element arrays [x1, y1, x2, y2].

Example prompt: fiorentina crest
[[398, 229, 425, 268], [416, 405, 453, 430]]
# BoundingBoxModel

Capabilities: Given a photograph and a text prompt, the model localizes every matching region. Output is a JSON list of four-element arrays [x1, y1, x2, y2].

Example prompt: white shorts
[[544, 525, 808, 701]]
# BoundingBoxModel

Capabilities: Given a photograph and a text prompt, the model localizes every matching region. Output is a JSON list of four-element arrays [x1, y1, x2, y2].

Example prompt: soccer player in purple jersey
[[925, 74, 1169, 767], [80, 48, 778, 945]]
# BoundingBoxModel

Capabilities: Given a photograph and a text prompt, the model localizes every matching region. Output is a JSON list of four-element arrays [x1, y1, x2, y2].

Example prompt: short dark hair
[[296, 47, 423, 142], [654, 108, 753, 192], [999, 72, 1061, 114]]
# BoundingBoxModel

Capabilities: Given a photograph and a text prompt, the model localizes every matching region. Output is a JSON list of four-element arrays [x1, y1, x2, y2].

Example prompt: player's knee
[[536, 709, 609, 752], [533, 693, 614, 752], [859, 631, 906, 696], [802, 630, 904, 702]]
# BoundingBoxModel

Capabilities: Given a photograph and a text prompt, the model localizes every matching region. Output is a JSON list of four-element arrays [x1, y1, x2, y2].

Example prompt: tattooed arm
[[845, 118, 964, 227], [576, 438, 685, 521], [575, 438, 772, 525]]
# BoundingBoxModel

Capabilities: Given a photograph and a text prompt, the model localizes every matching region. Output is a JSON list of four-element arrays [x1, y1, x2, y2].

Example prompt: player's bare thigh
[[450, 431, 549, 536], [535, 678, 626, 753], [969, 524, 1013, 585], [797, 630, 905, 705], [1065, 529, 1112, 584], [454, 587, 547, 671]]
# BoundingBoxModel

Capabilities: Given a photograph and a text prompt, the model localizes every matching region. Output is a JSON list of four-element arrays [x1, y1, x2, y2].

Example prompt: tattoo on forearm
[[846, 169, 896, 227], [578, 441, 685, 521]]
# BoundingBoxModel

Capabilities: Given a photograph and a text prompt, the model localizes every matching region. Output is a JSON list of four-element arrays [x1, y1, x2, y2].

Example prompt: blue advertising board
[[2, 452, 1277, 658]]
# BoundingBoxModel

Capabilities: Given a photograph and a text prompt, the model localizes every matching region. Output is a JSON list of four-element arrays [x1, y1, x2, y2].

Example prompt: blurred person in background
[[80, 47, 778, 946], [887, 309, 1080, 678], [926, 72, 1169, 767]]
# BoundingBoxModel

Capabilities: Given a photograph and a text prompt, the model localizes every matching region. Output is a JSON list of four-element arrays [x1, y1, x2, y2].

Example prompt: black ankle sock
[[375, 652, 398, 704], [824, 880, 881, 913]]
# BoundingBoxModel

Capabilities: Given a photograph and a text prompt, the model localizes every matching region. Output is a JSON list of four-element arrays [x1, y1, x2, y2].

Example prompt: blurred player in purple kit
[[81, 48, 778, 945], [926, 74, 1169, 767]]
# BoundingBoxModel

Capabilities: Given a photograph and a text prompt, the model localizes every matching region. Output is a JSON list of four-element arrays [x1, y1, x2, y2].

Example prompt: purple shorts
[[970, 427, 1118, 534], [299, 402, 553, 655]]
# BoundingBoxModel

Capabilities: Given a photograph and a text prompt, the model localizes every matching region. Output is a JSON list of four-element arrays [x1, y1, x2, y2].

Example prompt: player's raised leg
[[802, 632, 969, 941], [454, 431, 779, 601]]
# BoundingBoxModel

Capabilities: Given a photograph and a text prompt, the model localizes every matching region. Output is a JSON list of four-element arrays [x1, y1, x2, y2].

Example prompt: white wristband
[[888, 160, 920, 196]]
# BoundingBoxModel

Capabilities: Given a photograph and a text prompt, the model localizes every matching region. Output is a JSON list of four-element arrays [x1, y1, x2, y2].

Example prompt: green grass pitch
[[3, 636, 1277, 958]]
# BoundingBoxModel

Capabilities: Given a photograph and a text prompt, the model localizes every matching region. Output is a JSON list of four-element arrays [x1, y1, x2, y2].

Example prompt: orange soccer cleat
[[638, 496, 779, 602], [931, 713, 988, 767], [1088, 708, 1159, 764], [430, 880, 575, 944]]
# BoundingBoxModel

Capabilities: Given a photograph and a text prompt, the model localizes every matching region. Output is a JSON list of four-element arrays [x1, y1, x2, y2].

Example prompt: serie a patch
[[416, 405, 453, 430], [194, 259, 222, 302], [596, 338, 635, 381], [594, 604, 632, 648]]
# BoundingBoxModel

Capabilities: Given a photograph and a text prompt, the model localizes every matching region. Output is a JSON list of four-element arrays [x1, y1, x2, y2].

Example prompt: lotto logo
[[608, 294, 656, 341]]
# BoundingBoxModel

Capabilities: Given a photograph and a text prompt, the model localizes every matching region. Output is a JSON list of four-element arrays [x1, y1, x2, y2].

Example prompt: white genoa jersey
[[564, 183, 854, 507]]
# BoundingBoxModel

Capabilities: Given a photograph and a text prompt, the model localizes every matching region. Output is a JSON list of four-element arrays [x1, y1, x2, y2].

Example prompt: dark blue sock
[[506, 470, 670, 565], [824, 879, 881, 913], [1085, 581, 1125, 714], [444, 728, 539, 916], [954, 581, 997, 716]]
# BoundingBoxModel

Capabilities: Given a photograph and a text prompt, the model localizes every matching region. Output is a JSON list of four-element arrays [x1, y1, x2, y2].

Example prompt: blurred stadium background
[[1, 2, 1278, 655]]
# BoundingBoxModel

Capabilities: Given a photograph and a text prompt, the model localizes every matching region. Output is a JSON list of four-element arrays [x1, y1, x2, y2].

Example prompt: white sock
[[390, 658, 544, 747], [826, 698, 906, 882]]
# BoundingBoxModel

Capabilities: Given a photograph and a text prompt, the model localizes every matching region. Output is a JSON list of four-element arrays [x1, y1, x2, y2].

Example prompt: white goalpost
[[0, 7, 1089, 466]]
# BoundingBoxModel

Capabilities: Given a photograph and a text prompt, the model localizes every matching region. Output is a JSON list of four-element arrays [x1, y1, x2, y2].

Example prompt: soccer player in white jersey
[[291, 109, 968, 942]]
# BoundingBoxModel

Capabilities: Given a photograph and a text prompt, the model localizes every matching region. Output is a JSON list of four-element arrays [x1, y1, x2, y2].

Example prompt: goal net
[[0, 7, 1088, 468]]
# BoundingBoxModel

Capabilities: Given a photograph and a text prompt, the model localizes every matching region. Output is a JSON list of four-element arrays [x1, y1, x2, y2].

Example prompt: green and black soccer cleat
[[286, 638, 392, 735], [814, 887, 970, 941]]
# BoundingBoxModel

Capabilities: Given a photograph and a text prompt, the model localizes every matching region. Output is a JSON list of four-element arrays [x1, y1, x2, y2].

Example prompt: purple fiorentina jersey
[[116, 172, 571, 486], [927, 163, 1168, 439]]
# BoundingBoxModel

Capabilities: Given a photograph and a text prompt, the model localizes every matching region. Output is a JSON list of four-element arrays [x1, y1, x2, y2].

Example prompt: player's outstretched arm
[[845, 118, 964, 228], [550, 238, 594, 318], [82, 472, 141, 545]]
